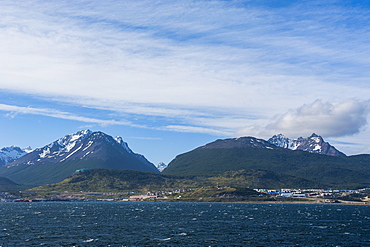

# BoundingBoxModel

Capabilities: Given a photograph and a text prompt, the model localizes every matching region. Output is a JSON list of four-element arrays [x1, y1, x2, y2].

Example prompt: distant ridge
[[268, 133, 346, 156], [0, 146, 32, 166], [199, 136, 279, 150]]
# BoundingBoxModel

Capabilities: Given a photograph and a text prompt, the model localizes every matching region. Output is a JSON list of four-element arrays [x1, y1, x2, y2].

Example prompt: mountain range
[[0, 131, 369, 190], [0, 130, 158, 187]]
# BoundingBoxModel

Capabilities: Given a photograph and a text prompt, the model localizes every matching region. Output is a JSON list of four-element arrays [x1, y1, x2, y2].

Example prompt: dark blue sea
[[0, 202, 369, 246]]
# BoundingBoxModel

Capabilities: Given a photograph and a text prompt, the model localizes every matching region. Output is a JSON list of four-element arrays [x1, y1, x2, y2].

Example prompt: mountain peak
[[26, 130, 155, 165], [268, 134, 345, 156], [268, 134, 291, 149], [115, 136, 124, 144], [23, 146, 33, 153], [310, 133, 320, 138], [156, 162, 167, 172]]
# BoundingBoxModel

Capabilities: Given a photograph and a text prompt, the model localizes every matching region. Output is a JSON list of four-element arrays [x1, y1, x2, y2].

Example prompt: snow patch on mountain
[[60, 144, 83, 162], [35, 130, 93, 161]]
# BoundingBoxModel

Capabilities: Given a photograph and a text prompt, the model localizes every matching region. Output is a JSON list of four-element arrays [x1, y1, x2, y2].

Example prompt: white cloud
[[0, 104, 129, 127], [244, 99, 370, 139]]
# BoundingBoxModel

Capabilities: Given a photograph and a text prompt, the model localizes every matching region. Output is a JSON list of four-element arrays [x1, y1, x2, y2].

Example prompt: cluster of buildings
[[0, 189, 193, 202], [255, 188, 368, 199], [0, 192, 18, 202], [129, 189, 191, 200]]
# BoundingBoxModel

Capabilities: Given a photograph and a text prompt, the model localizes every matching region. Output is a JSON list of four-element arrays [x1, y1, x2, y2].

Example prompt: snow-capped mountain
[[156, 162, 167, 172], [268, 133, 346, 156], [1, 130, 159, 186], [0, 146, 32, 166], [6, 130, 157, 168]]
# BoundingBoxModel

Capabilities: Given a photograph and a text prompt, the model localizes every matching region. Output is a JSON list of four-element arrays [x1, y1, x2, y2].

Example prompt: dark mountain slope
[[163, 138, 370, 188], [0, 177, 24, 191]]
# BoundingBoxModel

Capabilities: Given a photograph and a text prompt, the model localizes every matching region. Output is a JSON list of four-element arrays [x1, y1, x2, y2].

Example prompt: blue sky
[[1, 0, 370, 165]]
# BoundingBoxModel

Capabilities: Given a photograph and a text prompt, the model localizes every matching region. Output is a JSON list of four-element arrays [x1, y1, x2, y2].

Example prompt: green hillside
[[163, 147, 370, 189], [30, 168, 320, 193], [208, 169, 322, 189], [30, 169, 207, 192]]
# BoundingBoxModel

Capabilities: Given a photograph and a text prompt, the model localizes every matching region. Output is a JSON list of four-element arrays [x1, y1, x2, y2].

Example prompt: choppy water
[[0, 202, 369, 246]]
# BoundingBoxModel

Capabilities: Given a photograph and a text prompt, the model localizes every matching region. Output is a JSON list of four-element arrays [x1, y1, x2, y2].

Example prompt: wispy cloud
[[1, 1, 370, 139], [0, 103, 229, 135], [0, 103, 127, 127]]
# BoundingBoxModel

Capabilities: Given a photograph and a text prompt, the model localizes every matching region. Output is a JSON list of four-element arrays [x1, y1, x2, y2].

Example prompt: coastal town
[[1, 187, 369, 204]]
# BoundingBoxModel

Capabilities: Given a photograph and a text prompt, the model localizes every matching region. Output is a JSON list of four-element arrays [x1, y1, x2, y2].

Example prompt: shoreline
[[2, 198, 369, 205]]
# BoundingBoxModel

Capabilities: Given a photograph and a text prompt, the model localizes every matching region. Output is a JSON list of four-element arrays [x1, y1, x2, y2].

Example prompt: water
[[0, 202, 369, 246]]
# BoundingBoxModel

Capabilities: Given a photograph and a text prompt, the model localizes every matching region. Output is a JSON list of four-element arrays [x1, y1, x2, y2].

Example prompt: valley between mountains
[[1, 130, 370, 199]]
